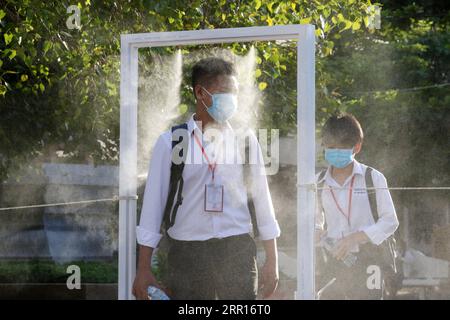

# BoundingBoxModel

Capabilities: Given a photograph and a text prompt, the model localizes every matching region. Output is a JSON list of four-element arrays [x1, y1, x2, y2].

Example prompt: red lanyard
[[193, 132, 217, 182], [329, 175, 356, 226]]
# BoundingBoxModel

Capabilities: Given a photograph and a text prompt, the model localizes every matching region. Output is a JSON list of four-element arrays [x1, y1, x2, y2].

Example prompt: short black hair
[[322, 113, 364, 147], [191, 57, 236, 99]]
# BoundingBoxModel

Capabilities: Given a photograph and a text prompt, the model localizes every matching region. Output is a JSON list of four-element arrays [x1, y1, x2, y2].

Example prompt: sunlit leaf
[[8, 50, 16, 60], [352, 21, 361, 31], [179, 103, 188, 114], [255, 0, 261, 10], [300, 17, 312, 24], [258, 82, 267, 91], [4, 33, 13, 45]]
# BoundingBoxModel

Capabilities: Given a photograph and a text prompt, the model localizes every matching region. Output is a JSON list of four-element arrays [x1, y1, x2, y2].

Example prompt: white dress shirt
[[315, 160, 399, 250], [137, 114, 281, 248]]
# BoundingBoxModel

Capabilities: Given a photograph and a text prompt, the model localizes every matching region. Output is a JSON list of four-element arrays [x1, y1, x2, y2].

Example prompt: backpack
[[161, 123, 259, 237]]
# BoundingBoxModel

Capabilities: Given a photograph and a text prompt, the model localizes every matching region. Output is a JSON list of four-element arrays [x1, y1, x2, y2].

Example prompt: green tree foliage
[[0, 0, 376, 180], [1, 0, 448, 246]]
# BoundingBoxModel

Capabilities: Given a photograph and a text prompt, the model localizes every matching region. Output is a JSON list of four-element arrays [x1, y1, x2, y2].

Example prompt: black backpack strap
[[365, 166, 379, 221], [365, 166, 398, 273], [162, 123, 189, 232], [244, 137, 259, 237]]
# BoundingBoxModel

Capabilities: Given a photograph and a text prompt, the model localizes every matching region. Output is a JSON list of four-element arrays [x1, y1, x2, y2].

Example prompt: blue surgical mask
[[200, 86, 237, 123], [324, 148, 354, 168]]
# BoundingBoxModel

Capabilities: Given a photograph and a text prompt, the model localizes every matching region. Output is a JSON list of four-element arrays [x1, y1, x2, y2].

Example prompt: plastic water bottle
[[342, 251, 357, 267], [147, 286, 170, 300], [322, 237, 357, 267]]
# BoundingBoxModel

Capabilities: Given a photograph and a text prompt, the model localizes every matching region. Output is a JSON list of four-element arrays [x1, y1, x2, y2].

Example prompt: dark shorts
[[167, 233, 258, 300]]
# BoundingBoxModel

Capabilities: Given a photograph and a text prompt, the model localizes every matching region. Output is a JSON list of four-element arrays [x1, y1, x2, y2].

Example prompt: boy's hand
[[132, 268, 160, 300], [259, 259, 279, 299], [332, 231, 368, 261]]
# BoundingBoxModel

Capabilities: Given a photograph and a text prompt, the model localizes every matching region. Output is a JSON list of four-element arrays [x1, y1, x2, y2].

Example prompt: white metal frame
[[119, 24, 316, 300]]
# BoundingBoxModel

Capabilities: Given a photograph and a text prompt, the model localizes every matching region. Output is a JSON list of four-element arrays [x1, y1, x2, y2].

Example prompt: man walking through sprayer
[[133, 57, 280, 300]]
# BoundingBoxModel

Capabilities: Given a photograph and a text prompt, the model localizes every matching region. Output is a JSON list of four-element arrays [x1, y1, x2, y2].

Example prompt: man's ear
[[354, 142, 362, 154], [195, 84, 208, 101]]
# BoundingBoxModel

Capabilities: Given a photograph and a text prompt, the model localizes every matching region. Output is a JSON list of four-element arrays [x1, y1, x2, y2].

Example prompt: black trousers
[[316, 244, 385, 300], [167, 233, 258, 300]]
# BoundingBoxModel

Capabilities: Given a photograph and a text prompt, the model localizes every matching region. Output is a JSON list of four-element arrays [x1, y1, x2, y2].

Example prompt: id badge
[[204, 183, 224, 212]]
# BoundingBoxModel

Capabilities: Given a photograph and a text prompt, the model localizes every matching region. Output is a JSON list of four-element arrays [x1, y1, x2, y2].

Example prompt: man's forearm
[[137, 245, 154, 271], [262, 238, 278, 263]]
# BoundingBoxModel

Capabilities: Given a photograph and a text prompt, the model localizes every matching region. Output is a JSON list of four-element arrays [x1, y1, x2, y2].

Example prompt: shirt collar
[[352, 160, 364, 176], [324, 159, 364, 186], [187, 113, 234, 135], [187, 113, 199, 135]]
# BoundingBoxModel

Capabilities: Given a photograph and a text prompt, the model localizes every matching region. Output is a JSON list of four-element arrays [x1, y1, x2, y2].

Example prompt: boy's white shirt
[[137, 114, 280, 249], [315, 160, 399, 251]]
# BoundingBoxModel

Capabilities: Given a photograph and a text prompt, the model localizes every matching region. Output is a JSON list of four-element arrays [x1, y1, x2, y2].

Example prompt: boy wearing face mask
[[132, 57, 280, 300], [315, 113, 399, 300]]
